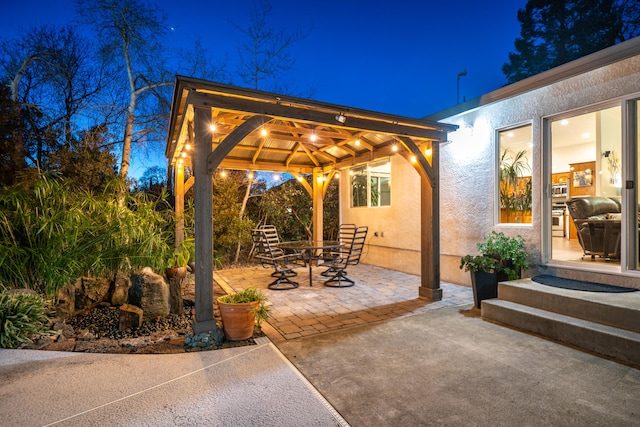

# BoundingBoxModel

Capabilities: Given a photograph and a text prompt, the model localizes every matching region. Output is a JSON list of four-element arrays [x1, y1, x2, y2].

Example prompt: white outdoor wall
[[337, 47, 640, 288], [439, 53, 640, 286]]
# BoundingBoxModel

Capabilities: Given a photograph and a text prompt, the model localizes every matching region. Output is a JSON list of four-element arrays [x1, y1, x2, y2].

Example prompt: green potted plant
[[217, 287, 271, 341], [165, 240, 191, 281], [460, 231, 529, 308], [476, 231, 529, 281]]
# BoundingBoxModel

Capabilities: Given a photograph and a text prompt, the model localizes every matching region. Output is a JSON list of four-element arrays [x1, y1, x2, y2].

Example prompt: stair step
[[482, 299, 640, 367], [497, 280, 640, 333]]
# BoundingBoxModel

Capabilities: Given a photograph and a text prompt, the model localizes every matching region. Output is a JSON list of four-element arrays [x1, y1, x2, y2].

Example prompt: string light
[[425, 147, 432, 156], [261, 128, 267, 137], [310, 132, 317, 142], [185, 143, 191, 150], [209, 123, 216, 132], [247, 171, 254, 180], [220, 170, 227, 178], [180, 152, 187, 158], [410, 155, 417, 163], [355, 138, 361, 146], [392, 144, 398, 152], [273, 174, 281, 181]]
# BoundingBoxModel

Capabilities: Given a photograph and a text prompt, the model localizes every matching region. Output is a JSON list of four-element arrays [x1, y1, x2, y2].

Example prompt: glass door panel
[[550, 106, 622, 264]]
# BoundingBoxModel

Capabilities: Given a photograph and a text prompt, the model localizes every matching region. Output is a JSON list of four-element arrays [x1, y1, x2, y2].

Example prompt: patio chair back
[[322, 225, 368, 287], [251, 226, 300, 290], [345, 226, 368, 266], [256, 224, 285, 257]]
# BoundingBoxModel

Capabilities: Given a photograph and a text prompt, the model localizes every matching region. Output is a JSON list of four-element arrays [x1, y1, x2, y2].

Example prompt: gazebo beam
[[187, 91, 448, 141]]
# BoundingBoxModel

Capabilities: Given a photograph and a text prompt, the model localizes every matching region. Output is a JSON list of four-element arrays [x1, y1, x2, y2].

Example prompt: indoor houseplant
[[217, 287, 271, 341], [460, 231, 529, 308]]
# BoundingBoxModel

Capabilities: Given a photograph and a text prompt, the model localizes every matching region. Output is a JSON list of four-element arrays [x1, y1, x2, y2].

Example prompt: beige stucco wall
[[340, 155, 422, 275], [338, 49, 640, 288]]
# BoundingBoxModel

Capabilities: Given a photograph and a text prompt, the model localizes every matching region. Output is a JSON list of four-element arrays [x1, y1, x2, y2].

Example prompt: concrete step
[[496, 279, 640, 333], [482, 299, 640, 367]]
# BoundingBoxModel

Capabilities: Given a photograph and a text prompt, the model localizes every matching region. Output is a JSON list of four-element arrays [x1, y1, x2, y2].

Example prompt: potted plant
[[217, 287, 271, 341], [459, 255, 502, 309], [165, 240, 192, 280], [460, 231, 529, 308], [476, 231, 529, 281]]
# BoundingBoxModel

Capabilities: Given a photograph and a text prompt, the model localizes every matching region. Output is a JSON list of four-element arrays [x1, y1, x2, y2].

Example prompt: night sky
[[3, 0, 529, 175]]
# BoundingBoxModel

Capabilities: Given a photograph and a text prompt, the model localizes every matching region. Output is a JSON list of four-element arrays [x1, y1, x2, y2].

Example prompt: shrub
[[0, 292, 52, 348], [0, 173, 174, 296]]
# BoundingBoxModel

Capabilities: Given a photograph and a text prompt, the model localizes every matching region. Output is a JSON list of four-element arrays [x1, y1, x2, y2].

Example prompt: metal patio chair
[[320, 224, 357, 277], [322, 225, 368, 287], [251, 226, 303, 290]]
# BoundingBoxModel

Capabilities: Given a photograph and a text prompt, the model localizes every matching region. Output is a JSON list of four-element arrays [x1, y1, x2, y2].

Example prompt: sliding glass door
[[549, 105, 622, 265]]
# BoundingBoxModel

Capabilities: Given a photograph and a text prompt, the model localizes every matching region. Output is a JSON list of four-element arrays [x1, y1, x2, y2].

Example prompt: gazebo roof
[[165, 76, 457, 175]]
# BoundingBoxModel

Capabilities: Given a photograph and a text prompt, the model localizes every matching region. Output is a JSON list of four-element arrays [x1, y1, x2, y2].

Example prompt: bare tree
[[231, 0, 310, 92], [1, 25, 107, 170], [75, 0, 173, 180]]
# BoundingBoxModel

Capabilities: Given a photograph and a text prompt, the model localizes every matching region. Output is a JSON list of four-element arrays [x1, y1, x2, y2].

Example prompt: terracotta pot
[[217, 299, 258, 341], [165, 266, 188, 281]]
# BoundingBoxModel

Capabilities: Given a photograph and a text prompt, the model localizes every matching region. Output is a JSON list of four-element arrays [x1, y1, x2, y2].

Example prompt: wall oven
[[552, 183, 568, 199], [552, 203, 565, 237]]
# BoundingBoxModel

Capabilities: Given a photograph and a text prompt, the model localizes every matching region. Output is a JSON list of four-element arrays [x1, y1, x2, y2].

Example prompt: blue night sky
[[3, 0, 528, 176]]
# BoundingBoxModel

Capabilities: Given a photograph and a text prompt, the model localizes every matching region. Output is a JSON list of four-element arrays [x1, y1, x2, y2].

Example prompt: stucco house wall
[[340, 154, 422, 275], [340, 37, 640, 289]]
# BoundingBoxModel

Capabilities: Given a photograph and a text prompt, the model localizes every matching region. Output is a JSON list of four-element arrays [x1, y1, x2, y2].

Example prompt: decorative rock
[[129, 270, 170, 322], [75, 277, 110, 310], [56, 283, 76, 320], [184, 329, 224, 349], [119, 304, 144, 331], [110, 272, 131, 306]]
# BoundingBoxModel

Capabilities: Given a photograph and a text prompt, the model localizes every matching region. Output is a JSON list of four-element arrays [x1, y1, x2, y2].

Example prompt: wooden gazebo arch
[[165, 76, 457, 334]]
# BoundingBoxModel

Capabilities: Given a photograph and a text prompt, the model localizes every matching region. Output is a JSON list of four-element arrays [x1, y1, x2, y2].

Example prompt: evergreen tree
[[503, 0, 640, 83]]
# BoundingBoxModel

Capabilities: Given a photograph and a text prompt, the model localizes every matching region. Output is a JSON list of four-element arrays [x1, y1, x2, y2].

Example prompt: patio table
[[277, 240, 342, 287]]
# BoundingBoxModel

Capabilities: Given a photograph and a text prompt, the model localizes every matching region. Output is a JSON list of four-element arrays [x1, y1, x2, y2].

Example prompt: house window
[[498, 124, 533, 224], [350, 160, 391, 207]]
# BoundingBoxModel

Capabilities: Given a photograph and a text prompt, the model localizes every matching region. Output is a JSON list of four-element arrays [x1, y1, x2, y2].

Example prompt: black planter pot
[[471, 270, 498, 309]]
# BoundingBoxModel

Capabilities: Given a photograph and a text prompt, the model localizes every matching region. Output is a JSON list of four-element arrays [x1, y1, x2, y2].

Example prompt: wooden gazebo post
[[398, 137, 442, 301], [192, 107, 216, 334]]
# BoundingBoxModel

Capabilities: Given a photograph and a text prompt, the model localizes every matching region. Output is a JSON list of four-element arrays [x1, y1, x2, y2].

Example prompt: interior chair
[[251, 227, 303, 290], [320, 224, 357, 277], [565, 196, 621, 260], [322, 225, 368, 287]]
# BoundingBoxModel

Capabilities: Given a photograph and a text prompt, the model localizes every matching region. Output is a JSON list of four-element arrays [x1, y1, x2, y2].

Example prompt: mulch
[[20, 277, 263, 354]]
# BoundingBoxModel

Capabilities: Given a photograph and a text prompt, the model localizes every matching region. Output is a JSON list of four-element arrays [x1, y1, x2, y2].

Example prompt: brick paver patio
[[215, 263, 474, 340]]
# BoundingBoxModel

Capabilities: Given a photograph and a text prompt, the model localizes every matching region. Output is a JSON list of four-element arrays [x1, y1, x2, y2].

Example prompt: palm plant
[[500, 149, 531, 223]]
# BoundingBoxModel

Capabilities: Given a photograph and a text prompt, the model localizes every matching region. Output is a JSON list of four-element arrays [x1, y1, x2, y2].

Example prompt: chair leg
[[271, 270, 297, 278], [324, 270, 354, 288], [268, 268, 299, 290], [320, 267, 337, 277]]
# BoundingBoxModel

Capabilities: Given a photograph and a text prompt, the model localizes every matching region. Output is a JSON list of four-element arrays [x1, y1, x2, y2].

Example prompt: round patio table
[[277, 240, 342, 287]]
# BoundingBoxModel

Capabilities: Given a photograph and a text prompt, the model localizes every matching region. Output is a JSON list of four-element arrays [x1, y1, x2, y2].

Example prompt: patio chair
[[251, 227, 303, 290], [322, 225, 368, 287], [320, 224, 357, 277]]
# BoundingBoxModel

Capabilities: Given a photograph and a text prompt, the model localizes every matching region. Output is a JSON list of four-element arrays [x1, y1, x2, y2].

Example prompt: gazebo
[[165, 76, 457, 333]]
